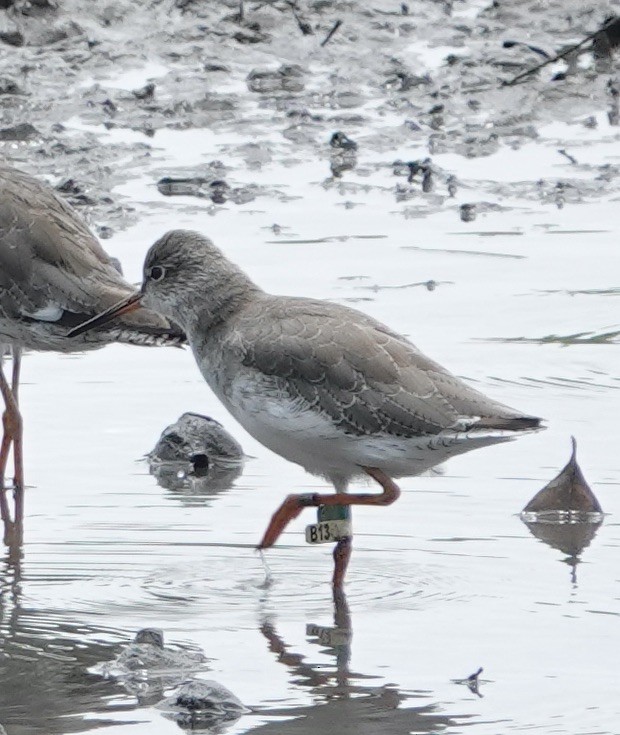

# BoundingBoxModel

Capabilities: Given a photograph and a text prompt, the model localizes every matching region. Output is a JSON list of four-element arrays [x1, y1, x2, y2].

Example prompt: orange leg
[[258, 467, 400, 549], [10, 347, 24, 511], [0, 348, 24, 545], [0, 355, 14, 522], [257, 467, 401, 585], [0, 358, 12, 493], [0, 415, 11, 524]]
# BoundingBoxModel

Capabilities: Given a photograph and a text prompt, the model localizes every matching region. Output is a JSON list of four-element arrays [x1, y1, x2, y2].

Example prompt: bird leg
[[257, 466, 401, 553], [0, 359, 12, 494], [10, 346, 24, 505], [332, 537, 352, 589], [0, 348, 24, 544]]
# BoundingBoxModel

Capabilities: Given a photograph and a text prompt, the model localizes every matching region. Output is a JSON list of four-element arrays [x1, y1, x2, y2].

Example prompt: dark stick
[[321, 19, 342, 47], [558, 149, 578, 165], [288, 2, 313, 36], [503, 18, 616, 86]]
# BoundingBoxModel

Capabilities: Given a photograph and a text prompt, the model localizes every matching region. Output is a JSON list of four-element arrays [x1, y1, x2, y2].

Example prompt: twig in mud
[[320, 19, 342, 47], [502, 40, 551, 59], [286, 1, 313, 35], [502, 16, 619, 87], [558, 149, 578, 165]]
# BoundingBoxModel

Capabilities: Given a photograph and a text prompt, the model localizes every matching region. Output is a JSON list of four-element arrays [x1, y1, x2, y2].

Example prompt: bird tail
[[473, 415, 543, 431]]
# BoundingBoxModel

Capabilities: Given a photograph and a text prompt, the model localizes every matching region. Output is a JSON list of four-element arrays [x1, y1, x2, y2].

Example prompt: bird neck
[[184, 271, 262, 337]]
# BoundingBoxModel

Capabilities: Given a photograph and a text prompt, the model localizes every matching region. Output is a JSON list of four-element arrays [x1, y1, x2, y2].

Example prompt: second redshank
[[0, 164, 184, 543]]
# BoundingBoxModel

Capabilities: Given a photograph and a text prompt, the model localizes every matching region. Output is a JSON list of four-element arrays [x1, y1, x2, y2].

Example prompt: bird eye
[[149, 265, 166, 281]]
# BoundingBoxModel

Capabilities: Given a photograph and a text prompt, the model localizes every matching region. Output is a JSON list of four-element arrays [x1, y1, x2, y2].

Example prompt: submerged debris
[[452, 666, 484, 698], [329, 131, 358, 177], [148, 412, 244, 493], [95, 628, 207, 676], [521, 438, 603, 582], [330, 131, 357, 151], [149, 413, 243, 469], [90, 628, 208, 703], [156, 174, 258, 205], [522, 437, 602, 515], [460, 203, 477, 222], [157, 679, 249, 729], [132, 82, 155, 100]]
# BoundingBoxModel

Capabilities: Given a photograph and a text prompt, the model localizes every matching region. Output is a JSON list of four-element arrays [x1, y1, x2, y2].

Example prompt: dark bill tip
[[67, 292, 143, 338]]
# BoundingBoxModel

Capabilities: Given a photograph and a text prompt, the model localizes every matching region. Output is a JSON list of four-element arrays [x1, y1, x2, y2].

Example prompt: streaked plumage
[[71, 229, 541, 586]]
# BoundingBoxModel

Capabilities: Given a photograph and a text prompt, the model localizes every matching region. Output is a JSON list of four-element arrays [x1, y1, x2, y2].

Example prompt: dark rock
[[595, 15, 620, 58], [330, 131, 358, 150], [209, 179, 230, 204], [135, 627, 164, 649], [132, 82, 155, 100], [0, 29, 24, 47], [460, 203, 476, 222], [37, 20, 83, 45], [234, 28, 269, 44], [204, 62, 230, 73], [97, 226, 114, 241], [0, 77, 21, 94], [101, 98, 117, 116], [446, 174, 458, 197], [55, 178, 82, 195], [157, 679, 248, 724], [247, 64, 304, 94], [0, 123, 39, 140], [422, 167, 433, 192]]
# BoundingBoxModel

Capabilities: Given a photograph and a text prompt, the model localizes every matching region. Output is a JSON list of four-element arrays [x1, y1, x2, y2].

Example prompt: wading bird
[[0, 165, 183, 543], [70, 230, 541, 587]]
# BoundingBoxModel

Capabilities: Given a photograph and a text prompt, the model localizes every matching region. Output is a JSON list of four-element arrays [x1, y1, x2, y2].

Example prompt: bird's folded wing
[[235, 297, 521, 438]]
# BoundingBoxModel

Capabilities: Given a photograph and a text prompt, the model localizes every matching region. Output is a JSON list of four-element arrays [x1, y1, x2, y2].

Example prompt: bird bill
[[67, 292, 143, 337]]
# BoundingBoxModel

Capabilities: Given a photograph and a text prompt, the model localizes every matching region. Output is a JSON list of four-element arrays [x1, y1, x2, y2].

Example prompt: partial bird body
[[71, 230, 542, 586], [0, 163, 184, 542], [0, 163, 182, 351], [193, 295, 537, 488]]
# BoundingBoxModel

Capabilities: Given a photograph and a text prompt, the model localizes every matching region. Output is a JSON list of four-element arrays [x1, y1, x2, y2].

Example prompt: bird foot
[[257, 493, 318, 550]]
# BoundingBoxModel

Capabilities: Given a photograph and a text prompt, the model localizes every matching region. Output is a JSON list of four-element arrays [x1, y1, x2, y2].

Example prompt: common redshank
[[71, 230, 541, 587], [0, 164, 184, 542]]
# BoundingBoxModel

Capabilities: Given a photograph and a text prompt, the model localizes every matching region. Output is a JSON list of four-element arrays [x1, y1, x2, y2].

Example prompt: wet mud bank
[[0, 0, 617, 235]]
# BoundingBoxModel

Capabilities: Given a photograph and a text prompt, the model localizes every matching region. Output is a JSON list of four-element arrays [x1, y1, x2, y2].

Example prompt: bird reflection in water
[[255, 590, 470, 734], [0, 548, 133, 734]]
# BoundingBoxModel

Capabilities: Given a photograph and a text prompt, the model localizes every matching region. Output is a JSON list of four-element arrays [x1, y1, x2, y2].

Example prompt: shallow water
[[2, 26, 620, 735]]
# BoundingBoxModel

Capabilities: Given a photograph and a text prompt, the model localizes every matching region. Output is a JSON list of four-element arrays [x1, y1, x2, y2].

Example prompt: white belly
[[200, 362, 511, 487]]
